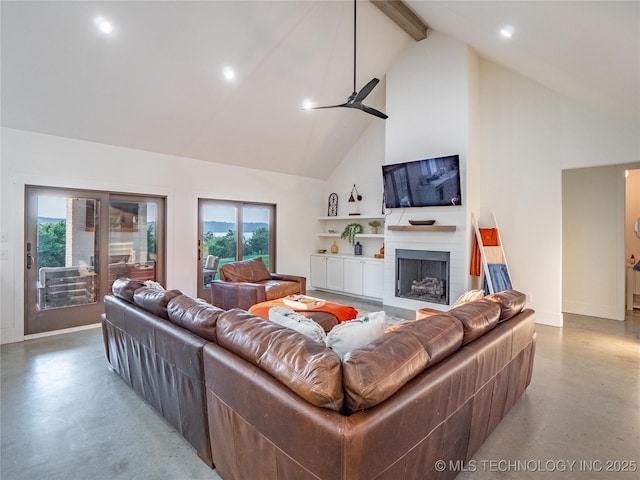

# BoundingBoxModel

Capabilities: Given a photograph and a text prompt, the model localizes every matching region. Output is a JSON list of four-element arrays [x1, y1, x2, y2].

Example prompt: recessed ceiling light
[[499, 25, 515, 39], [302, 99, 314, 110], [222, 66, 235, 81], [95, 16, 113, 34]]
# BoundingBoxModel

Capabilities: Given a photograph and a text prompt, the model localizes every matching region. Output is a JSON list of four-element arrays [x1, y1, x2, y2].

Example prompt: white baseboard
[[562, 301, 624, 321]]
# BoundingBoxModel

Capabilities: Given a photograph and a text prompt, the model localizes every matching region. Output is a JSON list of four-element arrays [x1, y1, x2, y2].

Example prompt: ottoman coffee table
[[248, 296, 358, 333]]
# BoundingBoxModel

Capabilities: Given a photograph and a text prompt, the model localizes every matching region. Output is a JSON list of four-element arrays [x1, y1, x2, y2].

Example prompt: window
[[198, 199, 276, 299]]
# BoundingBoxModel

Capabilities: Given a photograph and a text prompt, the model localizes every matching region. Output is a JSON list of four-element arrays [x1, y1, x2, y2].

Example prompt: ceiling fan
[[310, 0, 388, 120]]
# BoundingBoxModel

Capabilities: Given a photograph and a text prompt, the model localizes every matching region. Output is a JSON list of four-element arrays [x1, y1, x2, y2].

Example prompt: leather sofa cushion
[[112, 277, 145, 303], [216, 309, 343, 411], [133, 288, 182, 320], [343, 314, 463, 412], [167, 294, 224, 342], [263, 279, 302, 300], [343, 331, 428, 412], [449, 299, 500, 345], [219, 257, 271, 283], [416, 314, 465, 365], [485, 289, 526, 322]]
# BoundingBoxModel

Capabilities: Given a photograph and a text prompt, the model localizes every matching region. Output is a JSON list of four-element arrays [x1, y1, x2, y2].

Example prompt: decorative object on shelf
[[318, 249, 327, 254], [388, 225, 456, 232], [374, 244, 385, 259], [328, 193, 338, 216], [354, 241, 363, 256], [408, 220, 436, 225], [348, 184, 362, 215], [330, 241, 339, 254], [368, 220, 381, 234], [341, 223, 363, 246], [348, 184, 362, 203]]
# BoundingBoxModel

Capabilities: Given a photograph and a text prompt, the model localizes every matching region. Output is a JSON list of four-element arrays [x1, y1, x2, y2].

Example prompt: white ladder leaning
[[471, 212, 513, 294]]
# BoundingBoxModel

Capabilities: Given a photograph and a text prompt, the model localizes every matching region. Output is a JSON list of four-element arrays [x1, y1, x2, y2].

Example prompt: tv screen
[[382, 155, 461, 208]]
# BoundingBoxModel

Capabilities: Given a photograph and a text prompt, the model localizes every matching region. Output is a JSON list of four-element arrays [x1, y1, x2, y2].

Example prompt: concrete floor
[[1, 296, 638, 480]]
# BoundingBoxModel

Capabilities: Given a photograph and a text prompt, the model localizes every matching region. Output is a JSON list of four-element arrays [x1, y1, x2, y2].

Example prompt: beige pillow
[[325, 311, 386, 359], [269, 307, 326, 343], [451, 289, 485, 308]]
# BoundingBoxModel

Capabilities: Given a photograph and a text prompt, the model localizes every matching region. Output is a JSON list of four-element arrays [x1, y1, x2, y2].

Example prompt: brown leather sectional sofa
[[102, 279, 535, 480]]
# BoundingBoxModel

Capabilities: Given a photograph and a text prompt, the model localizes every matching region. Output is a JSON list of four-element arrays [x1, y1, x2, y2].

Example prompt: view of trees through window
[[37, 221, 66, 267], [36, 220, 158, 269], [203, 227, 269, 263]]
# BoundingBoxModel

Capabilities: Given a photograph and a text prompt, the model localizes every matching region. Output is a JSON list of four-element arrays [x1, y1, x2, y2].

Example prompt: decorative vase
[[354, 241, 363, 256], [330, 241, 339, 254], [371, 226, 378, 234]]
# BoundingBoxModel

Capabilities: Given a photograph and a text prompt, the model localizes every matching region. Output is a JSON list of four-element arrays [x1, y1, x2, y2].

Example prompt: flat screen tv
[[382, 155, 461, 208]]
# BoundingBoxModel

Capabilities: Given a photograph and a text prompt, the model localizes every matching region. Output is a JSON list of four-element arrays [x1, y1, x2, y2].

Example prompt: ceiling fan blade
[[357, 103, 389, 120], [310, 103, 348, 110], [354, 78, 380, 102], [308, 2, 387, 119]]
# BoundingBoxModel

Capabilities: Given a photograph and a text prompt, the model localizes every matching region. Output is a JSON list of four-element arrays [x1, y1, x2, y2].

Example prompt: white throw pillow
[[325, 311, 386, 359], [450, 289, 485, 309], [268, 307, 326, 343]]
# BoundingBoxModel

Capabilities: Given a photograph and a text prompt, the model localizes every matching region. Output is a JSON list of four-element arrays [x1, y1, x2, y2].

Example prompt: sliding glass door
[[25, 186, 165, 335], [197, 199, 275, 300]]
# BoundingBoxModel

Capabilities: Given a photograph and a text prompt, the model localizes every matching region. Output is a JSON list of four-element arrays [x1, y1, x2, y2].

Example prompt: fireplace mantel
[[387, 225, 456, 232]]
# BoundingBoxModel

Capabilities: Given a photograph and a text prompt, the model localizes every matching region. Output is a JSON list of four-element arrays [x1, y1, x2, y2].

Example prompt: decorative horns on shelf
[[348, 184, 362, 203]]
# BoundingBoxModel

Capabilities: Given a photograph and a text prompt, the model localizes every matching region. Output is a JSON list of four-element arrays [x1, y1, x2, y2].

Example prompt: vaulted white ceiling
[[2, 1, 638, 179]]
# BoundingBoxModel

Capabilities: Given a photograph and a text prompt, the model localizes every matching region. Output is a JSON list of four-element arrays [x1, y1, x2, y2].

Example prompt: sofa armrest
[[211, 280, 267, 311], [270, 274, 306, 295]]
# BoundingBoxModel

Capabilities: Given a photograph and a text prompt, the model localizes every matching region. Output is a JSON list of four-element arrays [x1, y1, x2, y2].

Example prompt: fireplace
[[396, 249, 450, 305]]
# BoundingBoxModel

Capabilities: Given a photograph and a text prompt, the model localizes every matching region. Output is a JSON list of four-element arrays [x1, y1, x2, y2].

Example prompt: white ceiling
[[2, 1, 638, 180]]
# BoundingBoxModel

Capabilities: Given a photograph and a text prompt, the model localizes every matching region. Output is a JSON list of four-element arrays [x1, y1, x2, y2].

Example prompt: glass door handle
[[26, 252, 34, 269]]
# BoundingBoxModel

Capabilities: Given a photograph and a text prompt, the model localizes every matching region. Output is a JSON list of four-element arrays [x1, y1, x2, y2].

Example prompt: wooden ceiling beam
[[370, 0, 429, 42]]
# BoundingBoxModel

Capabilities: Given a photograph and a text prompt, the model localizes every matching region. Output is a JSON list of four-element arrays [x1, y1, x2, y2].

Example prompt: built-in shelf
[[318, 233, 384, 238], [388, 225, 456, 232], [317, 215, 384, 221]]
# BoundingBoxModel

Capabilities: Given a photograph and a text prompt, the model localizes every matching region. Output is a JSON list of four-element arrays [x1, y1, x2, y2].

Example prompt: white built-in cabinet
[[311, 214, 385, 300], [310, 254, 383, 300], [344, 257, 384, 298], [310, 255, 344, 292], [343, 258, 363, 295]]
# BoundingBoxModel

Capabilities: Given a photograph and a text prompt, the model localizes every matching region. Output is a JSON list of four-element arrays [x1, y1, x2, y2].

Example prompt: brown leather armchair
[[210, 257, 306, 310]]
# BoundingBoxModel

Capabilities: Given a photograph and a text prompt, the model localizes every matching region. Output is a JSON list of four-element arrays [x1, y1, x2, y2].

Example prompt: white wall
[[625, 169, 640, 262], [478, 60, 640, 326], [0, 128, 323, 343], [382, 33, 477, 311], [562, 165, 627, 320], [321, 117, 386, 259], [324, 117, 386, 219]]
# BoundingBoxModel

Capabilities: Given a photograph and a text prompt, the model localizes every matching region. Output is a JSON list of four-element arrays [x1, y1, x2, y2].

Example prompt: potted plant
[[368, 220, 381, 234], [341, 223, 363, 246]]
